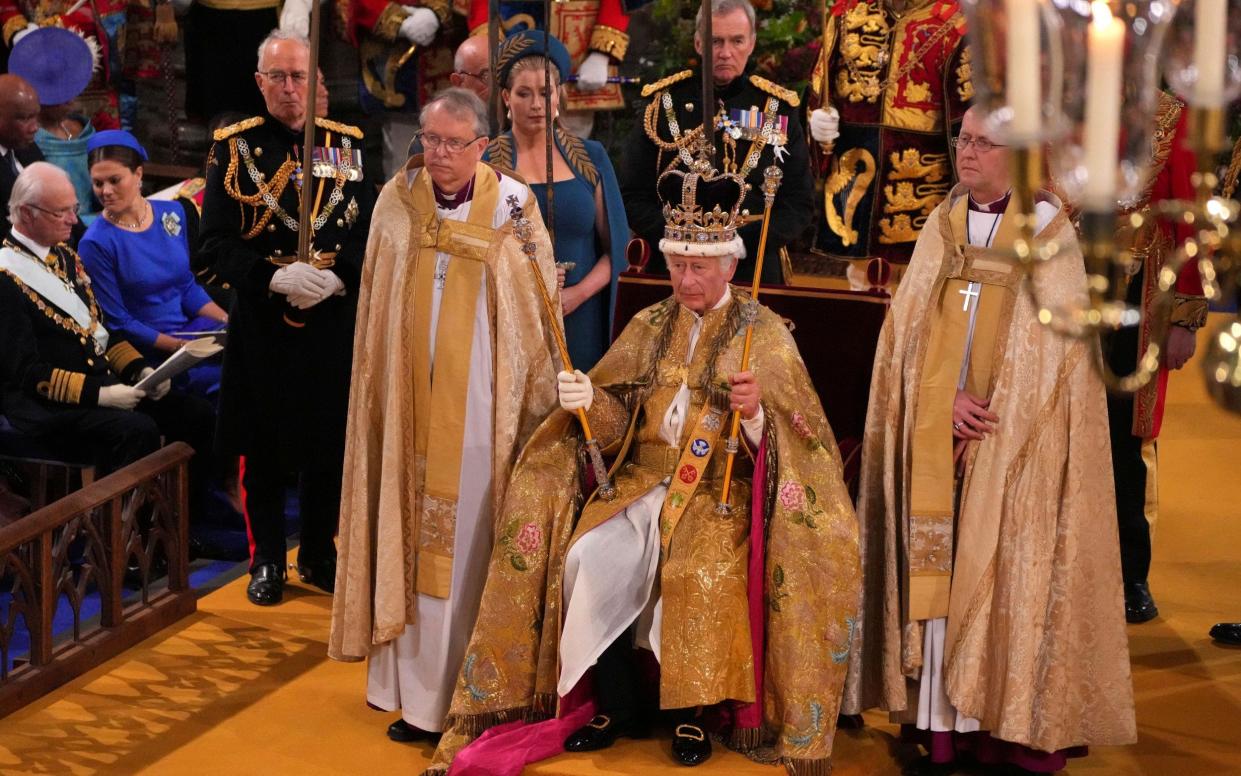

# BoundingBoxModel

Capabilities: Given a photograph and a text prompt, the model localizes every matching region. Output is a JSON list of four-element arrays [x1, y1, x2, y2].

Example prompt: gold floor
[[1, 321, 1239, 776]]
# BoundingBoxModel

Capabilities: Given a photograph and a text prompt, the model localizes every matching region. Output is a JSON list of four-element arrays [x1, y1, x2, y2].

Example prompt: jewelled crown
[[658, 161, 747, 259]]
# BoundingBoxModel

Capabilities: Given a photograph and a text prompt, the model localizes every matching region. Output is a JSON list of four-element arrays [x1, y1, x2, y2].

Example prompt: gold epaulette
[[213, 116, 264, 142], [315, 117, 364, 139], [641, 69, 693, 98], [749, 75, 800, 107]]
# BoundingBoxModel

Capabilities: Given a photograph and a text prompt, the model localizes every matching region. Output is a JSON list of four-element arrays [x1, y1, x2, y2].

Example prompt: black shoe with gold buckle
[[671, 723, 711, 766], [564, 714, 631, 752]]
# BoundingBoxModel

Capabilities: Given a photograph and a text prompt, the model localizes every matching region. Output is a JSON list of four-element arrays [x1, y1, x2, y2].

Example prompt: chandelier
[[958, 0, 1241, 407]]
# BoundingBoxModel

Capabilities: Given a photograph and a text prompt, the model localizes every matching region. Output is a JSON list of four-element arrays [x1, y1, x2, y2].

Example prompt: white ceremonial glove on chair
[[557, 370, 593, 412], [277, 0, 312, 37], [288, 268, 345, 309], [809, 107, 841, 145], [137, 367, 171, 401], [12, 23, 38, 45], [98, 384, 146, 410], [575, 52, 610, 92], [399, 7, 439, 46]]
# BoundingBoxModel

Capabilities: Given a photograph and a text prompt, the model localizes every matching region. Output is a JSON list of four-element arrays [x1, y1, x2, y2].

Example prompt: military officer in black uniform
[[619, 0, 813, 283], [198, 30, 375, 606], [0, 163, 215, 486]]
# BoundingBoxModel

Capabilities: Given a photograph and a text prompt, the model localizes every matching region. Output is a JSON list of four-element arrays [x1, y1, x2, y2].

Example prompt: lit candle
[[1194, 0, 1228, 105], [1082, 1, 1124, 207], [1006, 0, 1042, 137]]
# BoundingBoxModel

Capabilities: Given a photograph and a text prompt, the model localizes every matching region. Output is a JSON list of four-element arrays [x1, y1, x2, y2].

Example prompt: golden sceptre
[[716, 164, 783, 513], [507, 198, 617, 501]]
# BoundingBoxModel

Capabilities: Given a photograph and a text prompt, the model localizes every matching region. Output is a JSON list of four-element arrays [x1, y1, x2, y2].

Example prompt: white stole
[[0, 245, 109, 353]]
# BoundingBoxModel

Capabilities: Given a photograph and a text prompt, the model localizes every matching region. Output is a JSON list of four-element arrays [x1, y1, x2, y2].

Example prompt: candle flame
[[1091, 0, 1114, 26]]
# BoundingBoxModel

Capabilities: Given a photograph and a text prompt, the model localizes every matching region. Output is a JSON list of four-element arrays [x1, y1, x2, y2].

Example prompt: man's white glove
[[288, 268, 345, 309], [99, 384, 145, 410], [575, 52, 610, 92], [12, 23, 38, 46], [399, 7, 439, 46], [270, 262, 332, 308], [137, 367, 171, 401], [277, 0, 312, 37], [557, 370, 593, 412], [809, 107, 840, 145]]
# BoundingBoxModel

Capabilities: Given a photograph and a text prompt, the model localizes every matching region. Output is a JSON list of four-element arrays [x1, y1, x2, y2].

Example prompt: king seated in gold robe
[[328, 88, 561, 743], [843, 107, 1137, 772], [423, 165, 860, 776]]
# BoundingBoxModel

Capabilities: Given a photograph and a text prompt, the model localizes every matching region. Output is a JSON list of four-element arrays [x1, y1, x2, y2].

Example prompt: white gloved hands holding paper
[[99, 384, 146, 410], [557, 370, 593, 412], [399, 7, 439, 46], [575, 52, 610, 92], [809, 107, 840, 145], [137, 367, 171, 400]]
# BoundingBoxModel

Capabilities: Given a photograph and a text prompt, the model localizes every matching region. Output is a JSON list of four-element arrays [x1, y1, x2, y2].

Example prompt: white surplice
[[557, 288, 765, 697], [365, 171, 527, 732], [914, 196, 1058, 733]]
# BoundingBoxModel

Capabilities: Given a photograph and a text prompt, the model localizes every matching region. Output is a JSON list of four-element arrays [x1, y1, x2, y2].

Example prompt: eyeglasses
[[27, 203, 80, 220], [455, 68, 489, 83], [953, 134, 1007, 153], [258, 70, 309, 86], [417, 132, 486, 155]]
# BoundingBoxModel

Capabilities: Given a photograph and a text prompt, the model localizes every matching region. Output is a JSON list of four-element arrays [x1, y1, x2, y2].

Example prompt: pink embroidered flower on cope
[[790, 411, 814, 439], [515, 522, 542, 555], [778, 480, 806, 512]]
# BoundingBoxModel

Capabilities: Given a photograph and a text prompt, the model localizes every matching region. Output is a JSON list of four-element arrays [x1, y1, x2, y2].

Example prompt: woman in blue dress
[[486, 31, 628, 371], [78, 130, 228, 399]]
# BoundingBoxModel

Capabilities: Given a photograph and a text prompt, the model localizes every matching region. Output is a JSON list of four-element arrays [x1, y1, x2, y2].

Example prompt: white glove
[[809, 107, 840, 145], [99, 384, 145, 410], [171, 0, 195, 14], [270, 262, 333, 308], [399, 7, 439, 46], [278, 0, 312, 37], [575, 51, 610, 92], [12, 23, 38, 46], [557, 370, 593, 412], [138, 367, 171, 401], [288, 268, 345, 309]]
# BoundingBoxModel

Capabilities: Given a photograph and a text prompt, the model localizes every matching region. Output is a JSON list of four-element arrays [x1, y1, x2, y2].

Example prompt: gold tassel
[[782, 757, 834, 776], [153, 2, 178, 44], [730, 726, 763, 751], [443, 707, 526, 739]]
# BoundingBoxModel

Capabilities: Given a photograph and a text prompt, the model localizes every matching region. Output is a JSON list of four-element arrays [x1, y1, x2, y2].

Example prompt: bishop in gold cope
[[844, 107, 1136, 771]]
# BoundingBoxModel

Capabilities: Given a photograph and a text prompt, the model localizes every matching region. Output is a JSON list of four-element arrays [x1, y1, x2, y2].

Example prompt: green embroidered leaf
[[510, 554, 528, 572], [790, 512, 805, 525], [769, 597, 782, 613], [805, 485, 818, 505], [773, 564, 785, 586], [805, 514, 818, 529]]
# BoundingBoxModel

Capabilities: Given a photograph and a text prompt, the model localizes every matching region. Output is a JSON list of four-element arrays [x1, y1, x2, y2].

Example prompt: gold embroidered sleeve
[[373, 2, 408, 41], [40, 368, 86, 404], [421, 0, 450, 24], [1171, 293, 1208, 331], [589, 24, 629, 60], [105, 341, 145, 380], [2, 15, 29, 47]]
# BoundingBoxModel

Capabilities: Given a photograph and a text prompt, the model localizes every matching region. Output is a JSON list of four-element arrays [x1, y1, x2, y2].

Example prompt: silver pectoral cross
[[958, 282, 981, 312], [434, 254, 449, 290]]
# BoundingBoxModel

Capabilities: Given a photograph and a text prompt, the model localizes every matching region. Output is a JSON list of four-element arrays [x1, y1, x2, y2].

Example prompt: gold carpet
[[1, 320, 1238, 775]]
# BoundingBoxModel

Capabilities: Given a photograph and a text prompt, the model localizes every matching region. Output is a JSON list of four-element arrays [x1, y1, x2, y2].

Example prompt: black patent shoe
[[671, 723, 711, 767], [297, 556, 337, 594], [387, 718, 426, 742], [564, 714, 634, 752], [247, 562, 286, 606], [1124, 581, 1159, 624], [1210, 622, 1241, 646]]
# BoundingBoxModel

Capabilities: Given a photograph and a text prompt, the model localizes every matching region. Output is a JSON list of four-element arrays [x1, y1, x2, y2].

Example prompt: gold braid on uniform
[[374, 3, 407, 40], [589, 24, 628, 60], [748, 75, 801, 108], [222, 138, 299, 239]]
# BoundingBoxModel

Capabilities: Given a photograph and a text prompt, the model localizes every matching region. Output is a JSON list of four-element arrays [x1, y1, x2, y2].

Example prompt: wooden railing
[[0, 443, 197, 718]]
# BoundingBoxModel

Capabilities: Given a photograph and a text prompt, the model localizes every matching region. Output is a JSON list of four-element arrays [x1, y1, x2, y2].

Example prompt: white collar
[[10, 228, 52, 262], [685, 286, 733, 321]]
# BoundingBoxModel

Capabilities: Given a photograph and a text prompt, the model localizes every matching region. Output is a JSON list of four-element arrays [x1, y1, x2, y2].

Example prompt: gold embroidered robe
[[843, 185, 1137, 751], [427, 290, 860, 775], [328, 159, 560, 661]]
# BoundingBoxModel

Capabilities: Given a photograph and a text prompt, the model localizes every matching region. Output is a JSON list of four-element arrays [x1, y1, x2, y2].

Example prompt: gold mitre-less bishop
[[424, 166, 860, 775], [845, 183, 1136, 754], [329, 157, 560, 664]]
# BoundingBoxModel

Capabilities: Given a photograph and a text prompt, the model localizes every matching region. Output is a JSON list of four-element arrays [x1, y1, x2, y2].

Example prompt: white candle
[[1006, 0, 1042, 137], [1194, 0, 1228, 105], [1082, 1, 1124, 207]]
